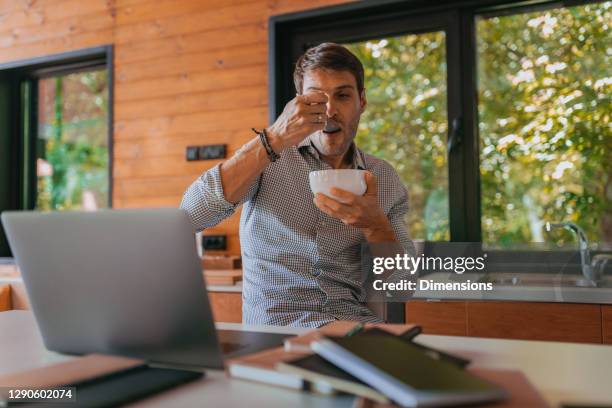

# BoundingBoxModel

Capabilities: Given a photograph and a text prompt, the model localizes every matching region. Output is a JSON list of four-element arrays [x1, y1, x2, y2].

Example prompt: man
[[181, 43, 412, 327]]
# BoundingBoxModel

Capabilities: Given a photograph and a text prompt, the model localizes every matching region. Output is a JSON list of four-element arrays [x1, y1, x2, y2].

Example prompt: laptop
[[1, 208, 290, 369]]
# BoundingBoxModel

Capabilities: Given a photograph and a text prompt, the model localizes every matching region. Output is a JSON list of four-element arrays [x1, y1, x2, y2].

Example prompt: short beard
[[311, 130, 355, 161]]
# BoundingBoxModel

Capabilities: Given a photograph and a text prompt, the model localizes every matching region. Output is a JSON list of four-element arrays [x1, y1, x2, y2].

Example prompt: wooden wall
[[0, 0, 351, 255]]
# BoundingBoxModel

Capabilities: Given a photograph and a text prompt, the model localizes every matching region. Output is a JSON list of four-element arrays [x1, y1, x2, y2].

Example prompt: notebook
[[353, 368, 549, 408], [284, 321, 417, 352], [278, 354, 389, 403], [225, 346, 310, 390], [312, 333, 507, 407]]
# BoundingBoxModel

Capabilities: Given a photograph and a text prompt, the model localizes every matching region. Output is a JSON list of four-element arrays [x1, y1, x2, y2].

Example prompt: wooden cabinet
[[405, 301, 467, 336], [603, 306, 612, 345], [467, 301, 601, 344], [5, 281, 29, 310], [208, 292, 242, 323], [406, 300, 605, 344], [0, 285, 10, 312]]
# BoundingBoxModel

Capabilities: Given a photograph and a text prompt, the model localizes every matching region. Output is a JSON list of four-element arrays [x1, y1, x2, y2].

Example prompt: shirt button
[[312, 269, 320, 277]]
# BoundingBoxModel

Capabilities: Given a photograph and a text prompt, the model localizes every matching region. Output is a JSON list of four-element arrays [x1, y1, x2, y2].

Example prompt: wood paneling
[[602, 306, 612, 345], [115, 44, 267, 86], [467, 301, 602, 344], [0, 12, 114, 48], [114, 65, 267, 102], [114, 24, 266, 64], [0, 0, 354, 255], [405, 301, 467, 336], [208, 292, 242, 323], [114, 1, 266, 45], [114, 0, 255, 26], [0, 0, 113, 33], [0, 28, 115, 62], [114, 131, 251, 159], [115, 86, 267, 121], [114, 107, 268, 140]]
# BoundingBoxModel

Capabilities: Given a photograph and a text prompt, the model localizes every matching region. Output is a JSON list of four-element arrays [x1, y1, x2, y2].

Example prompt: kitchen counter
[[414, 272, 612, 304], [0, 260, 242, 294], [3, 260, 611, 302]]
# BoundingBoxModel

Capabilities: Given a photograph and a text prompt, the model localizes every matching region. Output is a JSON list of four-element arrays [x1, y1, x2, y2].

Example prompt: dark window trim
[[269, 0, 603, 244], [0, 46, 109, 71], [0, 45, 113, 257]]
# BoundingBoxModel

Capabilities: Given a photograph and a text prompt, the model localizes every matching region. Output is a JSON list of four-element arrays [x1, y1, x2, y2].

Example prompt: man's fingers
[[314, 197, 363, 227], [314, 193, 353, 215], [329, 187, 357, 204], [313, 195, 338, 217], [314, 198, 334, 217], [301, 91, 328, 105], [364, 171, 378, 196], [301, 104, 327, 115]]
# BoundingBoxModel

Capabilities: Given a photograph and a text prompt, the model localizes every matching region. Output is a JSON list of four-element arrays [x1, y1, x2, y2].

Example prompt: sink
[[481, 272, 612, 288]]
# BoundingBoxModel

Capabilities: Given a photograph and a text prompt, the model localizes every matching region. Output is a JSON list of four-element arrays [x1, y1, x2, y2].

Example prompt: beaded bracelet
[[252, 127, 280, 162]]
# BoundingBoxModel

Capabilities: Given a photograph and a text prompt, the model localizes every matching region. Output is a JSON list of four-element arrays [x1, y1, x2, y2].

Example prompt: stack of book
[[226, 321, 549, 408]]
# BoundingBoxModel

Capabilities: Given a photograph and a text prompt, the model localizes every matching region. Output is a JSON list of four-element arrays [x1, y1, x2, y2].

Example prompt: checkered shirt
[[180, 137, 412, 327]]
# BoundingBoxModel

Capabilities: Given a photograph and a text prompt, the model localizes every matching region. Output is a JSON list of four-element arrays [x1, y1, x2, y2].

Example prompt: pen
[[400, 325, 422, 341]]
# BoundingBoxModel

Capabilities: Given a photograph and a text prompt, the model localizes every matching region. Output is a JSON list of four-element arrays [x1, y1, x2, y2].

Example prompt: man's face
[[302, 69, 367, 160]]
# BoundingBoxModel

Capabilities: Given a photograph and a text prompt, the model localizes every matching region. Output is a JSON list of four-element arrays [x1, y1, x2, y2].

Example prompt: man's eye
[[338, 94, 350, 99]]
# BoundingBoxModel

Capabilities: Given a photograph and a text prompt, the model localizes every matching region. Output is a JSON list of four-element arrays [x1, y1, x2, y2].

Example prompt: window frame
[[0, 45, 113, 257], [269, 0, 604, 244]]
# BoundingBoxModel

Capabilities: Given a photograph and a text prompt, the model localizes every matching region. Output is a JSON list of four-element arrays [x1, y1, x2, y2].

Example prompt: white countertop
[[1, 311, 612, 407]]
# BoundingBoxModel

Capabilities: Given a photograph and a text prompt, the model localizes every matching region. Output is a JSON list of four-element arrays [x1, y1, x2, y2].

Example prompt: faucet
[[545, 222, 611, 285]]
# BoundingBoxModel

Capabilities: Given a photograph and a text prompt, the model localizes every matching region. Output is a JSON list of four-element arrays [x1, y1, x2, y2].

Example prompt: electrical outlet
[[202, 235, 227, 251], [198, 144, 226, 160], [186, 146, 199, 161]]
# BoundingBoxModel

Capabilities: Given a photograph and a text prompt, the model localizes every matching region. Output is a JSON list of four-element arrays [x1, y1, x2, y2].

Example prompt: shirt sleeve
[[179, 163, 260, 231]]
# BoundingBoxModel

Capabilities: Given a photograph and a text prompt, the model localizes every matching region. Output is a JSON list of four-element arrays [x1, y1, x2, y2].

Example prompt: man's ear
[[359, 88, 367, 113]]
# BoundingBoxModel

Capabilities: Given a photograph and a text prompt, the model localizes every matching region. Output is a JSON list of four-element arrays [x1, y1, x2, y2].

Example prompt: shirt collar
[[297, 137, 366, 170]]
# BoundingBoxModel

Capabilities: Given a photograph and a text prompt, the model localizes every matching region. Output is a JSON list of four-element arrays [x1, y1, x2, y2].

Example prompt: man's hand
[[266, 91, 327, 153], [313, 172, 397, 243]]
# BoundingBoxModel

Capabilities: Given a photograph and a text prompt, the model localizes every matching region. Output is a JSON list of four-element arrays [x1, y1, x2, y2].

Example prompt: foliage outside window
[[347, 32, 449, 241], [478, 2, 611, 248], [36, 69, 109, 211], [345, 2, 609, 246]]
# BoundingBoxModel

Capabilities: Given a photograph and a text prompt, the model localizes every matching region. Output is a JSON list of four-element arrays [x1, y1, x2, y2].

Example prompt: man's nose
[[326, 99, 338, 118]]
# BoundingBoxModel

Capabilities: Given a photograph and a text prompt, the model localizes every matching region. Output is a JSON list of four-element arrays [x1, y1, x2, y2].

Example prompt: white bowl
[[309, 169, 367, 198]]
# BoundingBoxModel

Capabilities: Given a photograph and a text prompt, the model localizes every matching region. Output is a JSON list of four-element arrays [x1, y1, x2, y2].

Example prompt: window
[[270, 0, 609, 249], [477, 2, 611, 247], [35, 70, 109, 211], [0, 46, 112, 256], [345, 33, 450, 241]]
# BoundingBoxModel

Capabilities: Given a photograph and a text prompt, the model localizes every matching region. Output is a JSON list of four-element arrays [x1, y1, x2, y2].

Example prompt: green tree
[[478, 2, 611, 246], [37, 70, 109, 210], [346, 2, 610, 246], [347, 32, 449, 241]]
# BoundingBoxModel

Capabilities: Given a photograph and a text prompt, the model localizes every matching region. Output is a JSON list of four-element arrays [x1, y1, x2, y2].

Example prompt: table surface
[[1, 311, 611, 407]]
